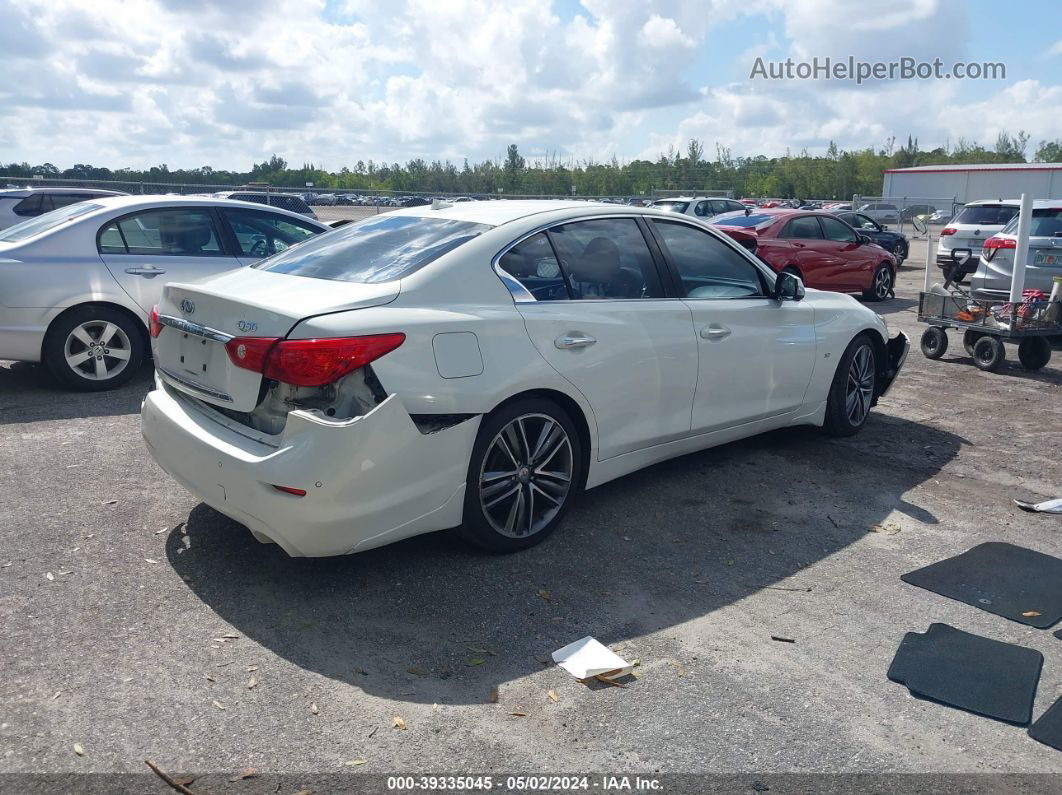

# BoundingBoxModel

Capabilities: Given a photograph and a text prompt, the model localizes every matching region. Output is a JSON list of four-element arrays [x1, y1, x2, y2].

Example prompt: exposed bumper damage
[[142, 376, 481, 557], [878, 331, 910, 398]]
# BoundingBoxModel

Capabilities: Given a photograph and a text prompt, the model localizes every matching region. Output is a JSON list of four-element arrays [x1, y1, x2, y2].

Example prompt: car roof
[[384, 199, 737, 228], [62, 194, 328, 226], [963, 199, 1021, 206], [0, 187, 127, 198]]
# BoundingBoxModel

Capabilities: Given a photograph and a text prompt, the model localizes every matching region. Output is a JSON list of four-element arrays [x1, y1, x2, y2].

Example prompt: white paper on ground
[[552, 636, 633, 680], [1014, 497, 1062, 514]]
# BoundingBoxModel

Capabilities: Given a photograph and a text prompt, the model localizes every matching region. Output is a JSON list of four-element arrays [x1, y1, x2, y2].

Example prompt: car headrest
[[160, 215, 212, 254], [569, 236, 621, 284]]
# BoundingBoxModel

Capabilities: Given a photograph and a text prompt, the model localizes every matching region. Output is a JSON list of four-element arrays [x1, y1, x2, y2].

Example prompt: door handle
[[700, 324, 731, 341], [124, 266, 167, 277], [555, 335, 596, 349]]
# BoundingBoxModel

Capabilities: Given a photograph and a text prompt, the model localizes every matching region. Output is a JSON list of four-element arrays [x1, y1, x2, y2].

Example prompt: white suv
[[652, 196, 747, 220], [937, 199, 1020, 281]]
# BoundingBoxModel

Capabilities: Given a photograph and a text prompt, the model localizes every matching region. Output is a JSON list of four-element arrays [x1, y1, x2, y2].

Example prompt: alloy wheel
[[874, 267, 892, 299], [845, 344, 875, 426], [478, 413, 574, 538], [63, 321, 133, 381]]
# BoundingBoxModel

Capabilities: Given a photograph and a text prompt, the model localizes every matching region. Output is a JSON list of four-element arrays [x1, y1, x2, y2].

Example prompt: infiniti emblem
[[179, 298, 195, 314]]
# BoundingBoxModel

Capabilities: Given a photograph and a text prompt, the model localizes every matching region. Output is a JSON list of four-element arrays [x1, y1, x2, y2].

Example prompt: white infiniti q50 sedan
[[141, 201, 908, 557]]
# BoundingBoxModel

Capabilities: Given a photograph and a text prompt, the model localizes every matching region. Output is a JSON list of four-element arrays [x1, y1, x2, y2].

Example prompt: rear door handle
[[125, 266, 167, 277], [700, 324, 731, 341], [555, 335, 596, 349]]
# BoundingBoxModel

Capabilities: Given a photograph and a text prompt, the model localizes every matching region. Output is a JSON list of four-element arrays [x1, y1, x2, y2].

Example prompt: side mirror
[[857, 233, 871, 245], [774, 271, 805, 301]]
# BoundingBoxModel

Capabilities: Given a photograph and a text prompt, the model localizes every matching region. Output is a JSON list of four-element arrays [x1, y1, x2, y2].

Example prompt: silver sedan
[[0, 195, 330, 390]]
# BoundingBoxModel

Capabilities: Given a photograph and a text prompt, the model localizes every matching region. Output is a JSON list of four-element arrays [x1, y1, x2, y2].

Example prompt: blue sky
[[0, 0, 1058, 170]]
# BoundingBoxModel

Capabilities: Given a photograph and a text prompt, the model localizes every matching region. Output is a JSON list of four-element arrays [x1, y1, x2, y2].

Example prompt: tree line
[[4, 132, 1060, 199]]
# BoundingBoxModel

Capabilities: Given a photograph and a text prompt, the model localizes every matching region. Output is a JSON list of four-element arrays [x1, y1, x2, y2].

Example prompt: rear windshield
[[952, 204, 1018, 226], [709, 211, 774, 228], [0, 202, 102, 243], [254, 214, 491, 283], [1000, 208, 1062, 237], [653, 201, 689, 213]]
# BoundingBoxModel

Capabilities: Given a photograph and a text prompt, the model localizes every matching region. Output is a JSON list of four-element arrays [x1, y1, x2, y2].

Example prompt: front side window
[[222, 208, 320, 257], [782, 216, 824, 239], [99, 209, 223, 256], [819, 216, 858, 243], [548, 218, 664, 300], [255, 213, 490, 283], [0, 202, 102, 243], [652, 220, 764, 299], [497, 232, 568, 301]]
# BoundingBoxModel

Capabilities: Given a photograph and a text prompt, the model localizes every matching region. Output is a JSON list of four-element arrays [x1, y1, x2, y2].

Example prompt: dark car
[[711, 209, 897, 301], [214, 191, 317, 219], [832, 210, 909, 265]]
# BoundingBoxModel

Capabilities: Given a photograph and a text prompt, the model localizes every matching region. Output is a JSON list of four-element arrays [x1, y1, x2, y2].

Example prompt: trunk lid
[[153, 268, 400, 411]]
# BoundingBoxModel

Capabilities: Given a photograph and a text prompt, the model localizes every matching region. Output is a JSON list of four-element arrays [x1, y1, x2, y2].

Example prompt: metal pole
[[1009, 192, 1033, 303], [924, 232, 934, 292]]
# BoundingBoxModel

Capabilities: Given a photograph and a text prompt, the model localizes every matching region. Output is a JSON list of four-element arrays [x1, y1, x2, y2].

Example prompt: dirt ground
[[1, 237, 1061, 791]]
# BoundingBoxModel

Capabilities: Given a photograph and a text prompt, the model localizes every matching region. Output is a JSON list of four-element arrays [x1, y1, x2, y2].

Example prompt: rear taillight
[[224, 333, 405, 388], [940, 227, 957, 236], [982, 235, 1016, 261], [149, 305, 163, 338]]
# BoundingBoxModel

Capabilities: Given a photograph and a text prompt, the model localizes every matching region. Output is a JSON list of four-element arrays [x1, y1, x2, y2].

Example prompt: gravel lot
[[2, 242, 1061, 788]]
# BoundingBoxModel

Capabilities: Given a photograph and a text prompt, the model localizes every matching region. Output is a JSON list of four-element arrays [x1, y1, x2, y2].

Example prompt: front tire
[[863, 263, 894, 302], [920, 327, 948, 359], [972, 336, 1005, 372], [458, 397, 583, 553], [823, 335, 877, 437], [893, 242, 907, 266], [43, 306, 144, 391]]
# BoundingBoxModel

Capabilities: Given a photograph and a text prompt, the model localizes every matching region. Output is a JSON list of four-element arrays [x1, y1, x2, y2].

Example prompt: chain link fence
[[850, 195, 962, 238]]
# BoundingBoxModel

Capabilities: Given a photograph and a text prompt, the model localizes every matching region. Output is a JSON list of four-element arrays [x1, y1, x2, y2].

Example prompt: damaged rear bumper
[[141, 377, 481, 556], [878, 331, 909, 398]]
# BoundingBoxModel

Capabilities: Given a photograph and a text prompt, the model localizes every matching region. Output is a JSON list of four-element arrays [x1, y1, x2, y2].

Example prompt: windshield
[[254, 213, 491, 283], [1000, 208, 1062, 237], [0, 202, 102, 243], [952, 204, 1018, 226], [653, 201, 689, 213], [710, 211, 774, 228]]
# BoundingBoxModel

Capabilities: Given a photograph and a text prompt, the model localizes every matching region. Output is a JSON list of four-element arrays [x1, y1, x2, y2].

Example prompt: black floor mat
[[901, 542, 1062, 629], [1030, 696, 1062, 751], [1055, 629, 1062, 641], [888, 623, 1043, 725]]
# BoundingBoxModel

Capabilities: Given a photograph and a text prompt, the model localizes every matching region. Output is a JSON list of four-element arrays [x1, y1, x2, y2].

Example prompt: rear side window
[[50, 194, 93, 211], [99, 209, 224, 256], [654, 200, 689, 214], [13, 194, 48, 216], [498, 232, 569, 301], [652, 220, 764, 299], [952, 205, 1018, 226], [548, 218, 664, 299], [254, 214, 490, 283], [782, 216, 824, 239], [221, 208, 320, 256], [692, 200, 713, 217]]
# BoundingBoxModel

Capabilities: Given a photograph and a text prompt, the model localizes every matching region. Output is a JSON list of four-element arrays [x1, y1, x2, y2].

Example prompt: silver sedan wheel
[[479, 413, 573, 538], [873, 267, 892, 299], [845, 344, 875, 426], [63, 321, 133, 381]]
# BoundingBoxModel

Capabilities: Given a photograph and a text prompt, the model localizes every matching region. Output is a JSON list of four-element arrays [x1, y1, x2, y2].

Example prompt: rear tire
[[458, 397, 584, 553], [1018, 337, 1051, 370], [972, 336, 1005, 372], [43, 306, 144, 391], [920, 327, 948, 359], [823, 335, 877, 437]]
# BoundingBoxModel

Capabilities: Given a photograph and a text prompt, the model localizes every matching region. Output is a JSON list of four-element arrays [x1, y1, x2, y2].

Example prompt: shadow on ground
[[0, 361, 152, 424], [166, 413, 964, 705]]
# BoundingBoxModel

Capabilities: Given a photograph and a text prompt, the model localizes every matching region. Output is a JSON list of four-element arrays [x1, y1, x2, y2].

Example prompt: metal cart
[[917, 289, 1061, 372]]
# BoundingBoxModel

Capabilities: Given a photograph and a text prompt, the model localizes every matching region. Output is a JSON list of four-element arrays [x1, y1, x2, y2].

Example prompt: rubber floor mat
[[888, 623, 1042, 725], [1030, 696, 1062, 751], [901, 542, 1062, 629]]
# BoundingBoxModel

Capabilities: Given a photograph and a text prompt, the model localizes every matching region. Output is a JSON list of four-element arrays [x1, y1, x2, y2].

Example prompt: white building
[[881, 162, 1062, 204]]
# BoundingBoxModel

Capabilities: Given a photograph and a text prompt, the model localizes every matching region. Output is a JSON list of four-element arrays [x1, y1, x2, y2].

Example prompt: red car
[[711, 209, 897, 301]]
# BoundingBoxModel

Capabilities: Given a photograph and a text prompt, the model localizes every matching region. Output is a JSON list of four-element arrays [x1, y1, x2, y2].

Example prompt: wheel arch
[[853, 327, 890, 399]]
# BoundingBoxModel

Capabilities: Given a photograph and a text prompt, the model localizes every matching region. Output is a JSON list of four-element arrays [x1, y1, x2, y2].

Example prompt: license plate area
[[1033, 250, 1061, 266], [175, 332, 228, 384]]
